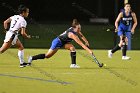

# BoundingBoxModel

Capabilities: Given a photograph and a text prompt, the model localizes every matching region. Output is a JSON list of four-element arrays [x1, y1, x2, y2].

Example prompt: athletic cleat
[[20, 64, 26, 68], [70, 64, 80, 68], [122, 56, 131, 60], [26, 63, 31, 66], [28, 56, 33, 64], [20, 63, 28, 68], [108, 50, 113, 58]]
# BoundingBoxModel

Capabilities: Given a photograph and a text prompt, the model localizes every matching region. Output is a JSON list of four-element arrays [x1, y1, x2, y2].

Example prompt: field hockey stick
[[106, 28, 118, 33], [31, 35, 40, 39], [91, 53, 104, 67]]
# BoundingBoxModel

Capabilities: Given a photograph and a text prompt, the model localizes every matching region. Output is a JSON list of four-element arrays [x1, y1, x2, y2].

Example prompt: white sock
[[18, 50, 24, 64]]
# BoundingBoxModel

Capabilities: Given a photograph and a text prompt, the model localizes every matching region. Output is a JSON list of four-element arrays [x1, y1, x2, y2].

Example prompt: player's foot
[[20, 62, 29, 68], [108, 50, 113, 58], [70, 64, 80, 68], [20, 64, 26, 68], [26, 63, 31, 66], [28, 56, 33, 65], [122, 56, 131, 60]]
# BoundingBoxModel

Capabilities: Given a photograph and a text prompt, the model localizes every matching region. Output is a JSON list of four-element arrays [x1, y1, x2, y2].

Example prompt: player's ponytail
[[72, 19, 80, 28], [18, 5, 28, 14]]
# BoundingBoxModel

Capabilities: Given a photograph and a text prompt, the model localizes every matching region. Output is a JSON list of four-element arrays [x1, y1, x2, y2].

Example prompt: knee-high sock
[[111, 45, 121, 53], [18, 50, 24, 64], [122, 44, 127, 56], [32, 54, 46, 60], [71, 52, 76, 64]]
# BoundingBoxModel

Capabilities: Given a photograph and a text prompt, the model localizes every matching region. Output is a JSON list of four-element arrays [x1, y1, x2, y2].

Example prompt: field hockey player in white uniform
[[0, 5, 31, 68]]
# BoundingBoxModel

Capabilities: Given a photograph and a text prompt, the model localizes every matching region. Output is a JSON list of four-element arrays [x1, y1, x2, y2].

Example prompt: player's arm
[[20, 27, 30, 39], [3, 18, 11, 31], [68, 32, 92, 54], [78, 31, 89, 47], [131, 12, 137, 34], [115, 12, 123, 32]]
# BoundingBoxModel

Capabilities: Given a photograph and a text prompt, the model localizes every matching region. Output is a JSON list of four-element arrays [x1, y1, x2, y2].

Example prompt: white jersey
[[9, 15, 27, 32], [4, 15, 27, 45]]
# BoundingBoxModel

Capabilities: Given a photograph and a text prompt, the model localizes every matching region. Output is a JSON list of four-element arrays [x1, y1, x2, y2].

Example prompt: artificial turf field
[[0, 49, 140, 93]]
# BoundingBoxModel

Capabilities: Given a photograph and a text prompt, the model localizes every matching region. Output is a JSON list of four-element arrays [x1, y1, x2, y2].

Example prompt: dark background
[[0, 0, 140, 49], [0, 0, 140, 23]]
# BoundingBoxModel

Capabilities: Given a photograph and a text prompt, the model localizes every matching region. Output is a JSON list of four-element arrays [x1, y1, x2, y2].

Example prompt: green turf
[[0, 49, 140, 93]]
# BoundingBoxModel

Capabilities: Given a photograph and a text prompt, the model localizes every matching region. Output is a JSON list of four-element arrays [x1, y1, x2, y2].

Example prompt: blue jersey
[[119, 11, 133, 31], [58, 27, 77, 44], [118, 11, 133, 36], [50, 27, 77, 50]]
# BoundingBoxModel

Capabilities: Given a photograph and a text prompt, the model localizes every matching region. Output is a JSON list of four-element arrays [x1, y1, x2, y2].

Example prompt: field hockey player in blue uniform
[[28, 19, 93, 68], [108, 3, 137, 60]]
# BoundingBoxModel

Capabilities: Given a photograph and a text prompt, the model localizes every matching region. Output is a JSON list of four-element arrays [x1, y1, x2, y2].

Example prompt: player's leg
[[122, 36, 130, 60], [108, 35, 122, 58], [64, 43, 80, 68], [126, 32, 132, 50], [32, 48, 58, 60], [45, 49, 58, 58], [28, 37, 61, 64], [112, 35, 124, 52], [108, 28, 123, 58], [0, 32, 14, 53], [0, 42, 11, 54], [16, 39, 27, 67], [122, 36, 127, 57], [28, 49, 58, 65]]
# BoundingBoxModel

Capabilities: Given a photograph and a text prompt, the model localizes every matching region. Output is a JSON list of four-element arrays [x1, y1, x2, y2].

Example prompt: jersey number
[[11, 20, 17, 28], [126, 21, 130, 25]]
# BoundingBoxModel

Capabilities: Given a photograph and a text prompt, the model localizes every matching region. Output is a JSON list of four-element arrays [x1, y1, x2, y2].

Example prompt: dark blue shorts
[[117, 30, 131, 36], [118, 30, 127, 36], [50, 37, 64, 50], [118, 25, 131, 36]]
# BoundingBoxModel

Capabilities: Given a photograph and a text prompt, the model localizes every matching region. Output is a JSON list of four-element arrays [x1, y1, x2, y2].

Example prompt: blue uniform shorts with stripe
[[50, 37, 64, 50]]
